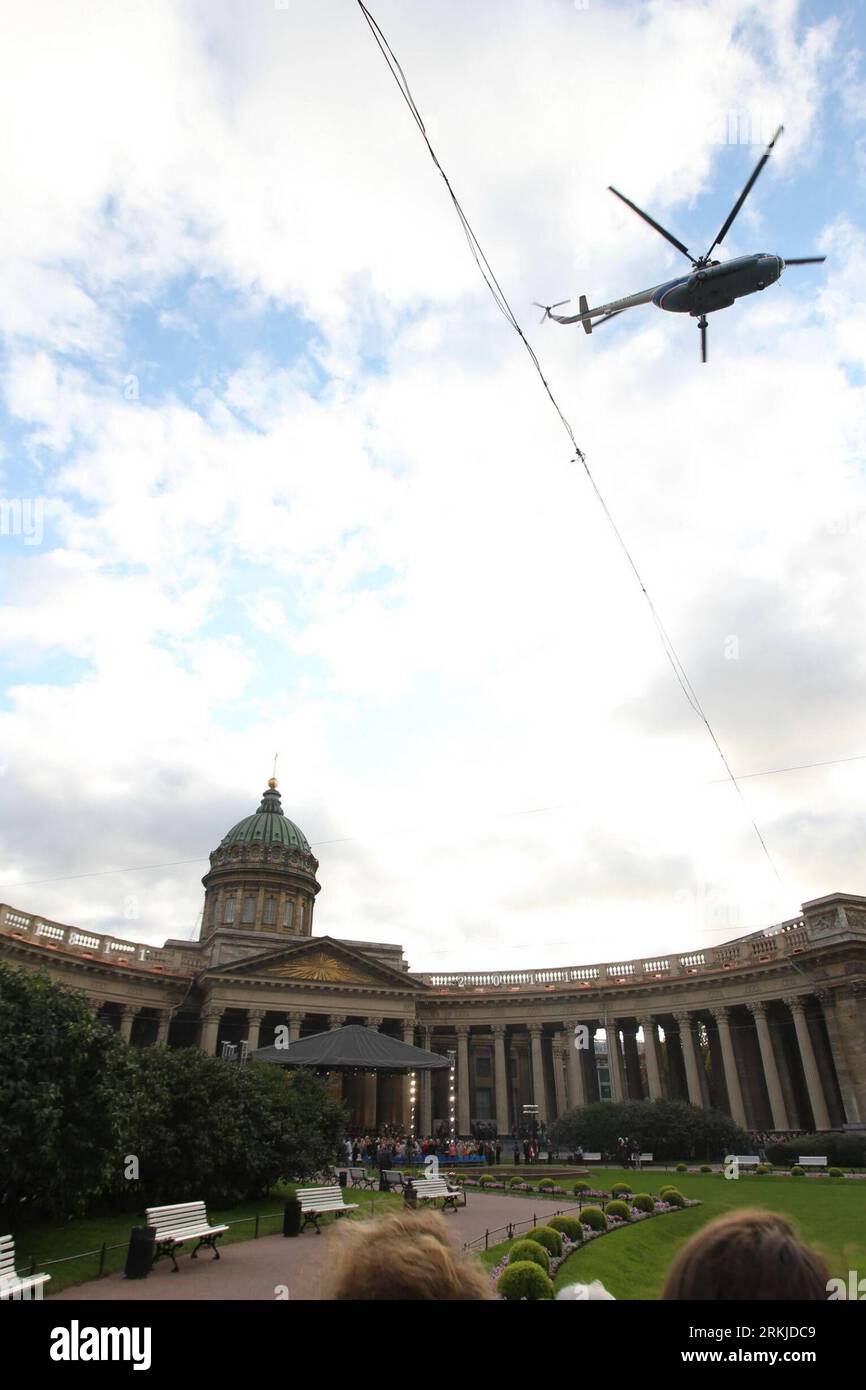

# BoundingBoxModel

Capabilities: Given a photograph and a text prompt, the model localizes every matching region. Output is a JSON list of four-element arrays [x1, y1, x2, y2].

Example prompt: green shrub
[[537, 1177, 554, 1190], [528, 1225, 563, 1256], [508, 1239, 549, 1273], [611, 1182, 632, 1197], [479, 1173, 496, 1186], [508, 1176, 524, 1189], [828, 1167, 844, 1179], [755, 1164, 771, 1175], [604, 1199, 630, 1220], [791, 1165, 805, 1177], [549, 1097, 750, 1164], [659, 1186, 677, 1198], [497, 1261, 554, 1300], [580, 1205, 607, 1231], [547, 1215, 583, 1242], [765, 1132, 866, 1170], [700, 1164, 712, 1173], [675, 1163, 687, 1173], [573, 1180, 591, 1194], [632, 1193, 654, 1213], [662, 1188, 685, 1207]]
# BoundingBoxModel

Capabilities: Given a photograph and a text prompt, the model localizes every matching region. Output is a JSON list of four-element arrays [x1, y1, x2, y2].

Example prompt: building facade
[[2, 779, 865, 1136]]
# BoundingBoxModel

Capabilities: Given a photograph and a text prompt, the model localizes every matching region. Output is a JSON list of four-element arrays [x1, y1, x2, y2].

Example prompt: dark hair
[[661, 1209, 829, 1301]]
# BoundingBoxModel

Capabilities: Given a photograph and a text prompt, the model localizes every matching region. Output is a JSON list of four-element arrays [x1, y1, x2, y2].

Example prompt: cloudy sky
[[0, 0, 864, 974]]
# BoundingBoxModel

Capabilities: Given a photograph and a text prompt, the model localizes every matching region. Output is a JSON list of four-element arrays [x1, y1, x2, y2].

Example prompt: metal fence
[[462, 1202, 585, 1253]]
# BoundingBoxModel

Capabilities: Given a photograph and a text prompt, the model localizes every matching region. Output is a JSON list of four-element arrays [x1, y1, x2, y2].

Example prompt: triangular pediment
[[205, 936, 418, 991]]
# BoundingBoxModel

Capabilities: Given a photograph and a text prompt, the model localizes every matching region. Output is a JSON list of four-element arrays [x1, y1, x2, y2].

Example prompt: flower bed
[[490, 1194, 701, 1298]]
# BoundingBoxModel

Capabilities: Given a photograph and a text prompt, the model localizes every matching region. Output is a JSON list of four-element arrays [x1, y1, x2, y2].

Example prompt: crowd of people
[[343, 1130, 560, 1167], [323, 1207, 835, 1302]]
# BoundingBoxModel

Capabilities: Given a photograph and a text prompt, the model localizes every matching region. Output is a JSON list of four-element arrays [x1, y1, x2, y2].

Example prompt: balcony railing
[[0, 905, 199, 974]]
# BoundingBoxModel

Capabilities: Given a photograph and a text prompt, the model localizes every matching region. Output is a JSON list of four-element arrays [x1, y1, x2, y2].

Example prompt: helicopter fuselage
[[652, 253, 784, 316]]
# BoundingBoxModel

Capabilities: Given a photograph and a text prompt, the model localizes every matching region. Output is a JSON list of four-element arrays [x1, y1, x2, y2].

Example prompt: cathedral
[[1, 778, 865, 1134]]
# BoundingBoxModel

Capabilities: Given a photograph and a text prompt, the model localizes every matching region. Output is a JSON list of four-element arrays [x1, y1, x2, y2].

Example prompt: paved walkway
[[51, 1191, 579, 1302]]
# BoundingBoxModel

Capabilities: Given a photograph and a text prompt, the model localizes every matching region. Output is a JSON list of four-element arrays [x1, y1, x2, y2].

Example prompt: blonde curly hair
[[322, 1209, 494, 1301]]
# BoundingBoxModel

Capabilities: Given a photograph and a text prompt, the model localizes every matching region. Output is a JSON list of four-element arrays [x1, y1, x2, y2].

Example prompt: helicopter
[[535, 126, 825, 362]]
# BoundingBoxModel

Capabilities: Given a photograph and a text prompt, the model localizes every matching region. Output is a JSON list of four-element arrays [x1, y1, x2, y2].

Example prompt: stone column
[[636, 1015, 663, 1100], [621, 1022, 643, 1099], [816, 989, 860, 1125], [199, 1010, 222, 1055], [567, 1020, 588, 1110], [363, 1017, 383, 1129], [154, 1010, 172, 1046], [456, 1025, 471, 1136], [247, 1009, 266, 1050], [673, 1011, 704, 1108], [402, 1020, 415, 1133], [604, 1020, 625, 1102], [328, 1014, 347, 1030], [748, 1002, 789, 1129], [528, 1023, 547, 1126], [117, 1007, 136, 1044], [287, 1010, 303, 1043], [551, 1035, 567, 1118], [492, 1024, 510, 1136], [786, 996, 831, 1131], [418, 1026, 434, 1137], [710, 1006, 747, 1128]]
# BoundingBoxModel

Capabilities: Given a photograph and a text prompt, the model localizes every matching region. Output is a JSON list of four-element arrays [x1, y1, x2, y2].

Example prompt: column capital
[[492, 1022, 508, 1036], [287, 1009, 304, 1024], [783, 995, 807, 1015], [328, 1014, 347, 1029], [746, 1000, 769, 1019], [709, 1005, 732, 1023], [247, 1009, 266, 1023], [201, 1011, 223, 1025], [366, 1016, 383, 1029], [673, 1010, 694, 1028], [635, 1013, 656, 1029], [455, 1023, 470, 1037], [528, 1022, 544, 1038], [814, 988, 835, 1008]]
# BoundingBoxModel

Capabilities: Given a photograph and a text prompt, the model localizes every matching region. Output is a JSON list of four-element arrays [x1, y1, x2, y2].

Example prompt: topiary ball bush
[[632, 1193, 655, 1213], [604, 1200, 630, 1221], [497, 1261, 554, 1300], [508, 1176, 524, 1189], [676, 1163, 688, 1173], [755, 1164, 770, 1175], [508, 1239, 550, 1273], [580, 1205, 607, 1231], [573, 1180, 591, 1194], [700, 1164, 712, 1173], [537, 1177, 554, 1189], [791, 1165, 805, 1177], [659, 1186, 677, 1198], [611, 1182, 632, 1197], [479, 1174, 496, 1186], [828, 1167, 844, 1179], [528, 1225, 563, 1257], [547, 1215, 583, 1242], [662, 1188, 686, 1207]]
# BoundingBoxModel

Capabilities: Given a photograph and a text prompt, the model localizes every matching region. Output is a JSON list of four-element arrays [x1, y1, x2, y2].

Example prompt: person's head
[[661, 1210, 830, 1301], [556, 1280, 616, 1301], [322, 1210, 494, 1301]]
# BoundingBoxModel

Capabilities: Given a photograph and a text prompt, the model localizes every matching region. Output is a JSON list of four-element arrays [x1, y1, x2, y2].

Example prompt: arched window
[[263, 897, 276, 926], [283, 899, 294, 929], [242, 895, 256, 923], [223, 896, 236, 924]]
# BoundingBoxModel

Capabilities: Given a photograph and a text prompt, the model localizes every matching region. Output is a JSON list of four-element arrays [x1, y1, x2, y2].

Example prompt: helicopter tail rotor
[[533, 299, 570, 324]]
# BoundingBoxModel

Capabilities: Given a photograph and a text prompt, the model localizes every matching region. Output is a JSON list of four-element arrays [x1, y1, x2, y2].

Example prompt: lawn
[[478, 1168, 866, 1300], [12, 1184, 404, 1296]]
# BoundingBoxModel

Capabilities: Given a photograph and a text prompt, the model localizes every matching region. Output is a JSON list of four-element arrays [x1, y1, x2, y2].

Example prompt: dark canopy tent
[[250, 1023, 450, 1074]]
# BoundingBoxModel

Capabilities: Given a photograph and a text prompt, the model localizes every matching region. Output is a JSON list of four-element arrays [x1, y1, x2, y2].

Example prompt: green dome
[[220, 782, 312, 853]]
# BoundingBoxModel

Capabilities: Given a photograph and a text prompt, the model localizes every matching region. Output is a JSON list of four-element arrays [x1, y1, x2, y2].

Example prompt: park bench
[[145, 1201, 229, 1272], [732, 1155, 761, 1169], [297, 1185, 358, 1234], [0, 1234, 50, 1300], [637, 1152, 653, 1166], [582, 1152, 602, 1163], [380, 1168, 407, 1193], [406, 1177, 466, 1212], [797, 1156, 827, 1168], [346, 1166, 374, 1189]]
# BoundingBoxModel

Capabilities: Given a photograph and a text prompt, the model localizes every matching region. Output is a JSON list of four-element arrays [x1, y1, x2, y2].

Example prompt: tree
[[0, 963, 126, 1220], [550, 1097, 748, 1161]]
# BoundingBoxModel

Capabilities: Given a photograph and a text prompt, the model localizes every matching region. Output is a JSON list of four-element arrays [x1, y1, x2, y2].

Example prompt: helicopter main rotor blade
[[608, 186, 696, 263], [783, 257, 826, 265], [704, 125, 784, 259]]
